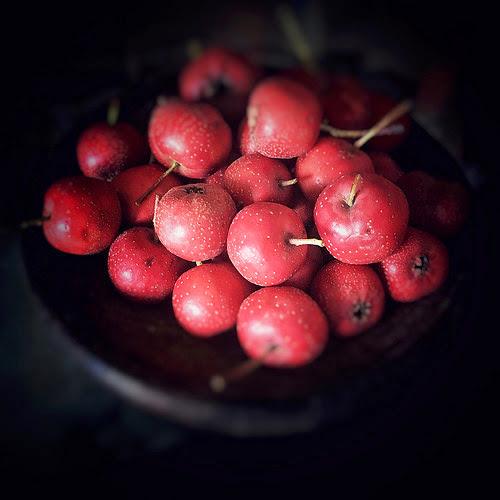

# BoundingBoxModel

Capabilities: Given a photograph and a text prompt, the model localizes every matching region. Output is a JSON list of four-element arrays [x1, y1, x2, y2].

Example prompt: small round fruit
[[295, 136, 375, 202], [108, 226, 188, 303], [148, 97, 232, 179], [77, 121, 148, 181], [374, 226, 450, 302], [42, 175, 122, 255], [222, 153, 294, 207], [154, 183, 236, 262], [314, 172, 409, 264], [226, 201, 308, 286], [172, 261, 256, 337], [246, 76, 322, 159], [237, 286, 329, 368], [310, 260, 385, 338]]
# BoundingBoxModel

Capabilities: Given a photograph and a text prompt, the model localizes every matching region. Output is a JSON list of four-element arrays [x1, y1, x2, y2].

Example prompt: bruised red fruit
[[374, 226, 450, 302], [154, 183, 236, 262], [314, 172, 409, 264], [396, 170, 470, 239], [107, 226, 188, 303], [295, 136, 375, 202], [222, 153, 295, 208], [236, 286, 329, 368], [172, 261, 256, 337], [77, 121, 149, 181], [226, 201, 308, 286], [246, 76, 322, 159], [310, 260, 385, 338], [110, 163, 182, 226], [148, 97, 232, 179], [41, 175, 121, 255]]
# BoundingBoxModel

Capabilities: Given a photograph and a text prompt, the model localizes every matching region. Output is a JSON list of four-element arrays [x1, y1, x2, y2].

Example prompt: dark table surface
[[1, 1, 498, 497]]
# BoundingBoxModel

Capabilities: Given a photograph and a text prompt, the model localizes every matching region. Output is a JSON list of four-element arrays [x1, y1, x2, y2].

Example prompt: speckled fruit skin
[[374, 226, 450, 302], [226, 201, 308, 286], [148, 97, 232, 179], [321, 73, 372, 131], [367, 150, 403, 184], [236, 286, 329, 368], [111, 164, 182, 226], [310, 260, 385, 338], [76, 122, 148, 181], [246, 76, 322, 159], [295, 136, 375, 202], [42, 175, 122, 255], [172, 261, 256, 337], [107, 226, 188, 303], [153, 183, 236, 262], [396, 170, 470, 239], [222, 153, 294, 208], [314, 172, 409, 264]]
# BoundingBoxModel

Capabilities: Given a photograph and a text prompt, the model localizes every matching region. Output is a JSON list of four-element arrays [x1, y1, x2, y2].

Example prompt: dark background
[[1, 1, 497, 497]]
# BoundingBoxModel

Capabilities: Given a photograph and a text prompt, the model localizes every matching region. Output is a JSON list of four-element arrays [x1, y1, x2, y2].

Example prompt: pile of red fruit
[[30, 45, 471, 389]]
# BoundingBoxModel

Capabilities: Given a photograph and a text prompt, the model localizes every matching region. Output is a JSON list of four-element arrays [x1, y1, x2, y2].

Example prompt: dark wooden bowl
[[18, 67, 485, 437]]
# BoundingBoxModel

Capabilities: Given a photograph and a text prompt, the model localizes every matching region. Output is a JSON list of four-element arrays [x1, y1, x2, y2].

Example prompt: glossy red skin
[[154, 183, 236, 262], [367, 150, 403, 184], [179, 46, 261, 126], [310, 260, 385, 338], [321, 74, 372, 131], [396, 170, 470, 239], [374, 226, 449, 302], [110, 164, 182, 226], [42, 176, 121, 255], [107, 226, 188, 303], [314, 172, 409, 264], [281, 244, 326, 291], [148, 98, 232, 179], [236, 286, 329, 368], [222, 153, 294, 208], [246, 76, 322, 159], [296, 136, 375, 202], [77, 122, 148, 181], [364, 91, 411, 152], [172, 261, 256, 337], [227, 201, 307, 286]]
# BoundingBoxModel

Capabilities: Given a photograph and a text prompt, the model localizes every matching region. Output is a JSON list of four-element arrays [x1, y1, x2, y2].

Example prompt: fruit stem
[[345, 173, 362, 207], [152, 195, 160, 235], [276, 3, 319, 75], [135, 160, 179, 206], [209, 344, 278, 393], [320, 122, 405, 139], [280, 178, 298, 187], [353, 99, 413, 149], [19, 214, 50, 229], [288, 237, 324, 247], [107, 97, 120, 126]]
